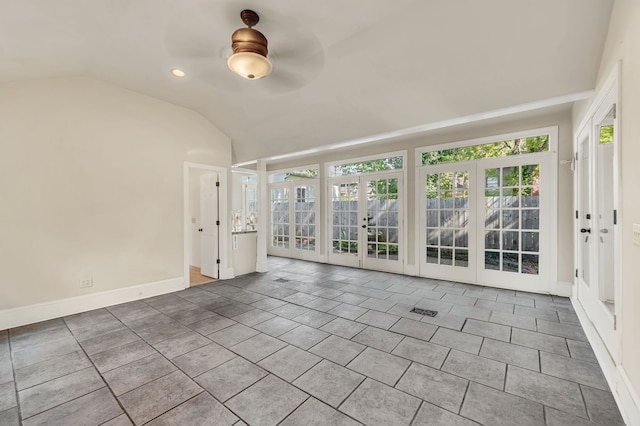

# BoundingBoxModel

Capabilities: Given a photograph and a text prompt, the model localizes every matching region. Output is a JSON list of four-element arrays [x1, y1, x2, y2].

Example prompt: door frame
[[183, 162, 231, 288]]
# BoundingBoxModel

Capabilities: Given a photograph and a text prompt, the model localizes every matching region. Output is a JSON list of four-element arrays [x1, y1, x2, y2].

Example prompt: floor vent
[[274, 278, 290, 283], [411, 307, 438, 317]]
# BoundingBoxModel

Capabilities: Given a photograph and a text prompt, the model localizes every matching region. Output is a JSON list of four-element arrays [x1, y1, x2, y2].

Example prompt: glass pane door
[[329, 180, 360, 268], [270, 187, 289, 249], [294, 184, 317, 252], [420, 164, 475, 282]]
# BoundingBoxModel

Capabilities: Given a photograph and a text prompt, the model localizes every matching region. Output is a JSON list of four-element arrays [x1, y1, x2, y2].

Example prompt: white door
[[328, 172, 403, 273], [420, 163, 477, 282], [200, 173, 219, 278], [268, 182, 320, 261], [419, 155, 553, 292]]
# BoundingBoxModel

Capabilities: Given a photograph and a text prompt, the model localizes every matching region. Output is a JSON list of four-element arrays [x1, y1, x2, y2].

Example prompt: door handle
[[599, 229, 609, 234], [199, 228, 203, 232], [580, 228, 591, 234], [361, 225, 367, 229]]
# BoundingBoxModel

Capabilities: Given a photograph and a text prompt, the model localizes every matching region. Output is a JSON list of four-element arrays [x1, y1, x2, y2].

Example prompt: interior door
[[328, 172, 404, 273], [200, 173, 219, 279], [420, 163, 476, 282]]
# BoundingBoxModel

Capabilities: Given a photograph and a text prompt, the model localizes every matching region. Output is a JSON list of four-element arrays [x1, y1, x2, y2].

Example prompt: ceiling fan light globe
[[227, 52, 272, 80]]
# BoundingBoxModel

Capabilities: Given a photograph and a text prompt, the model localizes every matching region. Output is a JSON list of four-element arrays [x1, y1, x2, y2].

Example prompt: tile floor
[[0, 257, 626, 425]]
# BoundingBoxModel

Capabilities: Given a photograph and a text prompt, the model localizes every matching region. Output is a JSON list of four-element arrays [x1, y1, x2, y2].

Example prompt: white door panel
[[200, 173, 219, 279]]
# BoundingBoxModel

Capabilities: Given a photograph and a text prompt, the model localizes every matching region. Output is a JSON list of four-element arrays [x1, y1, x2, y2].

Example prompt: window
[[330, 155, 404, 176]]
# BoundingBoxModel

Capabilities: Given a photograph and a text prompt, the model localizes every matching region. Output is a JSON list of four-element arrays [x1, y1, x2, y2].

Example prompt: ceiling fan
[[163, 4, 325, 93]]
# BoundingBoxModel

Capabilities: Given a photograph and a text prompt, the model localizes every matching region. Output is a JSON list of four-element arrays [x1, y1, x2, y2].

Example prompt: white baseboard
[[571, 296, 640, 425], [555, 281, 573, 297], [255, 260, 269, 273], [0, 277, 184, 330], [403, 263, 418, 276]]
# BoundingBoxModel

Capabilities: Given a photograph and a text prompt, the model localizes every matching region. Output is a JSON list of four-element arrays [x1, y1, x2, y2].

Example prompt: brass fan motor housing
[[231, 27, 268, 57]]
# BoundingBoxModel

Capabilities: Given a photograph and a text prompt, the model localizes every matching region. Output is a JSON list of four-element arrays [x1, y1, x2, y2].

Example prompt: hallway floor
[[0, 257, 625, 425]]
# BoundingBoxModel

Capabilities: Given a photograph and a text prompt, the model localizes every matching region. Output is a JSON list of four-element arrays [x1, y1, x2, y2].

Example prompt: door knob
[[199, 228, 203, 232], [361, 225, 367, 228], [580, 228, 591, 233]]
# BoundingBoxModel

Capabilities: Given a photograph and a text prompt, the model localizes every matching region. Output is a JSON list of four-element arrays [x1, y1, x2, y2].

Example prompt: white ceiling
[[0, 0, 613, 163]]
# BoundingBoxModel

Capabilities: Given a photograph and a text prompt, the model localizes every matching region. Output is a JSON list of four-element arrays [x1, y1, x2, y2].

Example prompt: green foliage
[[334, 156, 403, 175], [599, 125, 614, 144]]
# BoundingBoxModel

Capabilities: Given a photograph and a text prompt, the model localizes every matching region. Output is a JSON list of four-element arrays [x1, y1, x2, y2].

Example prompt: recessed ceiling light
[[171, 68, 185, 77]]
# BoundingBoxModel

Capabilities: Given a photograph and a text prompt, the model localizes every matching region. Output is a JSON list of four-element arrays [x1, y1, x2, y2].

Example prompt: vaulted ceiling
[[0, 0, 613, 163]]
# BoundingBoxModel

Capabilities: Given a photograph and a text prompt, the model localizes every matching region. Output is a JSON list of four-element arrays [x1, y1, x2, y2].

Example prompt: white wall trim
[[572, 295, 640, 426], [555, 281, 573, 297], [0, 277, 183, 330], [220, 267, 235, 280]]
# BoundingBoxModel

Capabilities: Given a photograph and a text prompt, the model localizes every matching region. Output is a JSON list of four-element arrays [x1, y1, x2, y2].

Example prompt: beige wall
[[573, 0, 640, 401], [0, 77, 231, 309], [269, 107, 575, 286]]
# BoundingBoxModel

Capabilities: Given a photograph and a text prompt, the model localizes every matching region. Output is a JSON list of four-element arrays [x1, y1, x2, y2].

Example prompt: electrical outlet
[[633, 224, 640, 246], [80, 278, 93, 288]]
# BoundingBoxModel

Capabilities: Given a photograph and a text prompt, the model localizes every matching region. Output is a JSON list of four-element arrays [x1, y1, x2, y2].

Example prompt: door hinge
[[614, 314, 617, 330], [216, 259, 221, 264], [215, 181, 220, 187], [613, 104, 617, 120], [575, 210, 578, 220], [575, 268, 578, 278], [216, 220, 220, 226], [613, 209, 617, 225]]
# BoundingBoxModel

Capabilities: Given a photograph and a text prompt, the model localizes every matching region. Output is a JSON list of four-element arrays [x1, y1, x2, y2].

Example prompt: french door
[[268, 181, 319, 261], [328, 172, 404, 273], [575, 95, 619, 361], [419, 155, 553, 292]]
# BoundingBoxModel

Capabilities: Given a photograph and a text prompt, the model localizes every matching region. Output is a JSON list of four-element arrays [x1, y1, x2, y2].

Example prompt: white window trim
[[326, 150, 407, 177]]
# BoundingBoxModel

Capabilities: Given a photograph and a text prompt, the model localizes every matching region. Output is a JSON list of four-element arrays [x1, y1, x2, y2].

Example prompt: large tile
[[269, 304, 312, 319], [460, 382, 544, 426], [352, 326, 403, 352], [230, 333, 287, 363], [0, 354, 12, 385], [359, 298, 396, 312], [327, 304, 369, 321], [514, 305, 559, 322], [581, 385, 625, 425], [251, 297, 288, 311], [151, 331, 212, 359], [292, 311, 336, 328], [293, 360, 364, 408], [21, 388, 122, 426], [347, 347, 410, 386], [412, 402, 479, 426], [0, 382, 16, 412], [505, 365, 587, 418], [511, 328, 569, 356], [320, 318, 367, 339], [333, 293, 369, 305], [211, 302, 256, 318], [566, 339, 598, 364], [11, 335, 81, 370], [107, 301, 160, 323], [172, 342, 236, 377], [389, 317, 437, 341], [18, 368, 105, 418], [9, 326, 73, 353], [497, 294, 535, 307], [227, 374, 308, 426], [189, 315, 236, 335], [474, 299, 515, 314], [442, 350, 506, 390], [443, 293, 478, 306], [79, 328, 140, 356], [304, 298, 342, 312], [340, 378, 421, 426], [396, 363, 468, 412], [253, 317, 299, 337], [545, 407, 594, 426], [536, 319, 588, 341], [284, 292, 318, 305], [103, 353, 176, 395], [231, 309, 275, 327], [0, 407, 19, 426], [165, 307, 216, 325], [196, 357, 267, 402], [258, 345, 322, 382], [102, 414, 133, 426], [480, 339, 540, 371], [430, 328, 483, 354], [90, 340, 156, 373], [462, 319, 511, 342], [148, 392, 237, 425], [118, 370, 202, 425], [208, 323, 260, 347], [279, 325, 329, 350], [355, 310, 400, 329], [14, 350, 91, 391], [309, 335, 365, 366], [540, 352, 608, 390], [280, 398, 360, 426], [489, 310, 537, 331], [420, 311, 467, 331], [391, 337, 449, 369], [450, 304, 492, 321]]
